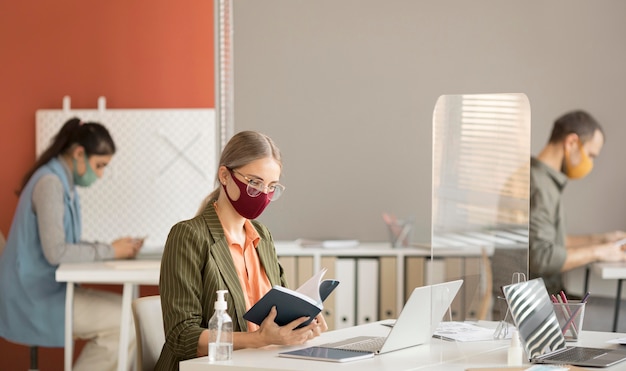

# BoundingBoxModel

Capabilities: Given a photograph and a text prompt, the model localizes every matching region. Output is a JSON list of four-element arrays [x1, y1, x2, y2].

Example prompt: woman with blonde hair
[[157, 131, 327, 370]]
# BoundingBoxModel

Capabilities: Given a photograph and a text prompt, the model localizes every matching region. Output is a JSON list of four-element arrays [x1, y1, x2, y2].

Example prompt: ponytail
[[195, 188, 221, 216], [17, 117, 116, 195]]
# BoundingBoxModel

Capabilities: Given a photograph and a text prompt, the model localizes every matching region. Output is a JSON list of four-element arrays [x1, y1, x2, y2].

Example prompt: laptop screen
[[502, 278, 567, 359]]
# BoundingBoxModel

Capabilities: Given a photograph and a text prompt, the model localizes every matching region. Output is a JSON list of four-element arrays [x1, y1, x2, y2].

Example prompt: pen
[[562, 293, 590, 336], [551, 294, 559, 304], [581, 292, 591, 303], [557, 291, 579, 335]]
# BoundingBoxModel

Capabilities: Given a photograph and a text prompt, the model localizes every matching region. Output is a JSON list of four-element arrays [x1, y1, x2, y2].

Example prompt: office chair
[[131, 295, 165, 371]]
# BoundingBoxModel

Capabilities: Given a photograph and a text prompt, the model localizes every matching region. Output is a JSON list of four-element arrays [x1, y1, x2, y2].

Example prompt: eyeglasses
[[230, 169, 285, 201]]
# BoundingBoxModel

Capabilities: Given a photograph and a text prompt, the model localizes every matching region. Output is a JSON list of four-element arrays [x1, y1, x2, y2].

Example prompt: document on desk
[[104, 260, 160, 270], [295, 238, 360, 249], [433, 321, 504, 342], [605, 336, 626, 345]]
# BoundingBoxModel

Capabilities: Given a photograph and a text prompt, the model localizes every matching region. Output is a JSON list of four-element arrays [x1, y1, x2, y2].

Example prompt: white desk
[[55, 260, 160, 371], [179, 321, 626, 371]]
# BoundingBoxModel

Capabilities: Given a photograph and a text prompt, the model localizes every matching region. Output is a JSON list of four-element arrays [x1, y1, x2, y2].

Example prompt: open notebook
[[318, 279, 463, 354], [502, 278, 626, 368]]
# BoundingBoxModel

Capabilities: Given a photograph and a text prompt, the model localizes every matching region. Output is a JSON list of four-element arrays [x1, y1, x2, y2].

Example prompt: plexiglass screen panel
[[431, 93, 530, 322]]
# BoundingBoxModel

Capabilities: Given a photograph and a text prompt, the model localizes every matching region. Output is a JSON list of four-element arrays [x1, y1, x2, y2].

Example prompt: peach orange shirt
[[222, 219, 272, 332]]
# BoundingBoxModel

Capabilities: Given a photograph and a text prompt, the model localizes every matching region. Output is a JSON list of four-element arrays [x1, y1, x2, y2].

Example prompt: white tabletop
[[55, 259, 160, 284], [591, 262, 626, 280], [180, 321, 626, 371]]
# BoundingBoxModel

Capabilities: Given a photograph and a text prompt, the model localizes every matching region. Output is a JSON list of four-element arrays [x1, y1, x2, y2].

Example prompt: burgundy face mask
[[223, 171, 271, 219]]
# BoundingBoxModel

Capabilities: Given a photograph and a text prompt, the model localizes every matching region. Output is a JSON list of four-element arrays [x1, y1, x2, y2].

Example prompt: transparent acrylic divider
[[494, 272, 526, 340], [430, 94, 530, 341]]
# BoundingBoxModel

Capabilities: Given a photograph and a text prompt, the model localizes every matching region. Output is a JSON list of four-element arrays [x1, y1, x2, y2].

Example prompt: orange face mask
[[564, 139, 593, 179]]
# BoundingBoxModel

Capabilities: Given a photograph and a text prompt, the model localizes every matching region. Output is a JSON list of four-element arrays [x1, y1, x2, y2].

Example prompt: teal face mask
[[73, 154, 98, 187]]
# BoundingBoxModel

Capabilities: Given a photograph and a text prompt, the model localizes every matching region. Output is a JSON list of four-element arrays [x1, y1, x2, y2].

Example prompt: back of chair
[[132, 295, 165, 371]]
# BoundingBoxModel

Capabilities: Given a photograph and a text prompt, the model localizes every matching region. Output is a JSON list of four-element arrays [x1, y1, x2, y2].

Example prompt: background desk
[[582, 262, 626, 332], [274, 242, 496, 329], [55, 260, 160, 371], [180, 321, 626, 371]]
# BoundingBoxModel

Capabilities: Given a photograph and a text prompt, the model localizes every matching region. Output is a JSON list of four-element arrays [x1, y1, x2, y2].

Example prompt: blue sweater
[[0, 158, 81, 347]]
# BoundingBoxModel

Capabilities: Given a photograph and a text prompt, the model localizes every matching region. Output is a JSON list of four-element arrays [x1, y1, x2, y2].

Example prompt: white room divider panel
[[36, 99, 216, 249]]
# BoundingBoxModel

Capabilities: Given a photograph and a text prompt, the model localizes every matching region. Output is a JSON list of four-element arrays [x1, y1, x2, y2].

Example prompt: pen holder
[[553, 301, 585, 341], [386, 219, 413, 248]]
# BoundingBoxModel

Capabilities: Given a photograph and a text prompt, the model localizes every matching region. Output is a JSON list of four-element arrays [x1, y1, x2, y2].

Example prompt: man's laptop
[[502, 278, 626, 368], [319, 279, 463, 354]]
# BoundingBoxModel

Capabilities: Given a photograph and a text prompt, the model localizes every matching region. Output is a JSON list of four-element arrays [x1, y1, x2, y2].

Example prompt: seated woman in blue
[[0, 117, 143, 371]]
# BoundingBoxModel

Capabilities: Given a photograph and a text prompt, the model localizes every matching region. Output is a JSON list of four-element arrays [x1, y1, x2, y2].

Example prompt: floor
[[583, 296, 626, 333]]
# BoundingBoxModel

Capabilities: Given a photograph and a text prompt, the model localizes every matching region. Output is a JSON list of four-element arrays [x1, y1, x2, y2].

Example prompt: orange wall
[[0, 1, 214, 369]]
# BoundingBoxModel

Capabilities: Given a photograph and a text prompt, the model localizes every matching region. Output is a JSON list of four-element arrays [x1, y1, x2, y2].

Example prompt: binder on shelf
[[356, 258, 379, 325], [379, 256, 398, 320], [444, 257, 464, 320], [321, 256, 338, 329], [405, 256, 425, 302], [334, 258, 356, 329], [464, 257, 482, 320], [296, 256, 314, 287], [427, 259, 446, 286], [278, 256, 297, 289]]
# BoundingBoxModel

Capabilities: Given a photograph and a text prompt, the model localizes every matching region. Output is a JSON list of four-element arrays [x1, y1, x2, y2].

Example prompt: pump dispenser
[[208, 290, 233, 362], [507, 329, 524, 366]]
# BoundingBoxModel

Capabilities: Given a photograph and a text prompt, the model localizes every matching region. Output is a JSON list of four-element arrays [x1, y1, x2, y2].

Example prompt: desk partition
[[431, 93, 531, 321], [272, 95, 531, 332]]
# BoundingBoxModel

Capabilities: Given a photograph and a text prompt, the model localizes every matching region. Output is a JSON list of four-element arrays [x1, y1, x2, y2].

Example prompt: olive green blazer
[[155, 204, 287, 370]]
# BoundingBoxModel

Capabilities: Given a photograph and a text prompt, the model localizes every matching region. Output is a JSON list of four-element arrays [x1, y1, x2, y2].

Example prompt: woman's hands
[[255, 306, 328, 347], [111, 237, 143, 259]]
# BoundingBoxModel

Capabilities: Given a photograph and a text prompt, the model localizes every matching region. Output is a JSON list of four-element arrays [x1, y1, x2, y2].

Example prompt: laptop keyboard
[[543, 347, 608, 363], [321, 336, 385, 353]]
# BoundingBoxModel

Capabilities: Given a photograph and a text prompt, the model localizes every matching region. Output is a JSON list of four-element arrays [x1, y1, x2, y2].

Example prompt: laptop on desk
[[502, 278, 626, 368], [319, 279, 463, 354]]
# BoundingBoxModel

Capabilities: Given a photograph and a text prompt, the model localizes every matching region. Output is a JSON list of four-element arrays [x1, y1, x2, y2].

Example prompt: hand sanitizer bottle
[[208, 290, 233, 362], [507, 329, 524, 366]]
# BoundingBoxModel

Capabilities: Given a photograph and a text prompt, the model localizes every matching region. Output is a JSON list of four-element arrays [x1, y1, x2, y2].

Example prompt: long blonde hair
[[196, 130, 283, 215]]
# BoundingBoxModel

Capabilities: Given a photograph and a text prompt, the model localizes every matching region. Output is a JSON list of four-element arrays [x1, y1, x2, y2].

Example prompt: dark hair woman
[[0, 117, 143, 371]]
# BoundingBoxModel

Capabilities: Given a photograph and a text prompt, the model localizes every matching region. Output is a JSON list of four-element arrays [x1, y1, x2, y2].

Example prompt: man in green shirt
[[530, 110, 626, 295]]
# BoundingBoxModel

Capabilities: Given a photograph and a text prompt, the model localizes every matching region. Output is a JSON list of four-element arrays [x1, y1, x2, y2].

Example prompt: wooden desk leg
[[64, 282, 74, 371], [613, 279, 624, 332], [117, 283, 134, 371]]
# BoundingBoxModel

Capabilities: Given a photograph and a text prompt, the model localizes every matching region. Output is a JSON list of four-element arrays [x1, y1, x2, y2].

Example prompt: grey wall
[[232, 0, 626, 242]]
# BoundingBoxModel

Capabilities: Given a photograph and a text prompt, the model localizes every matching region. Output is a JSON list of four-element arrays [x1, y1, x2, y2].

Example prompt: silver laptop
[[502, 278, 626, 368], [320, 279, 463, 354]]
